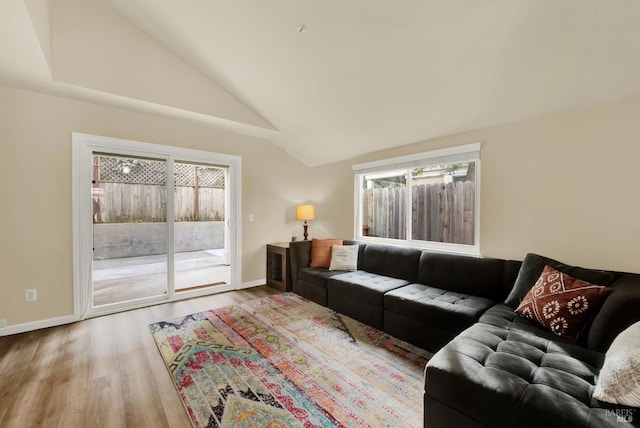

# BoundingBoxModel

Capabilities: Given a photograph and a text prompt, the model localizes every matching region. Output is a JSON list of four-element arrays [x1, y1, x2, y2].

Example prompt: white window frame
[[72, 132, 242, 319], [353, 143, 481, 255]]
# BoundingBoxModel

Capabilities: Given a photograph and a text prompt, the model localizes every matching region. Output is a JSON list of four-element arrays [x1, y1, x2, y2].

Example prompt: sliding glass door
[[73, 133, 240, 318], [91, 153, 169, 307], [173, 161, 230, 292]]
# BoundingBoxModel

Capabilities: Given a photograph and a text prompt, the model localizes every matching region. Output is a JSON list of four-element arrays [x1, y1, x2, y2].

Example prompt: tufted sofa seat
[[325, 244, 422, 329], [424, 321, 633, 428], [425, 323, 606, 428], [383, 251, 511, 352], [424, 278, 640, 428], [292, 240, 363, 306], [297, 267, 344, 306], [384, 284, 495, 352], [328, 271, 410, 329], [478, 303, 570, 341], [290, 240, 507, 348]]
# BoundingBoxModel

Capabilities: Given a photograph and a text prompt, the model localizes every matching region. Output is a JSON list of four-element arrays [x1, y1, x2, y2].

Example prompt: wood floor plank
[[20, 328, 66, 384], [0, 330, 42, 375], [0, 286, 279, 428], [3, 377, 55, 427], [87, 315, 122, 382], [84, 374, 127, 428], [43, 321, 91, 428]]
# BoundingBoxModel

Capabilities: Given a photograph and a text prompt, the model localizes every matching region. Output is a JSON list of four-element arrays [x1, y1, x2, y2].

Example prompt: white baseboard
[[239, 279, 265, 289], [1, 282, 267, 336], [0, 314, 76, 337]]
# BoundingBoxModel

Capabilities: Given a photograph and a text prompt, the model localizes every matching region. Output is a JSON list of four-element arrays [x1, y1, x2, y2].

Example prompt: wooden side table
[[266, 242, 292, 291]]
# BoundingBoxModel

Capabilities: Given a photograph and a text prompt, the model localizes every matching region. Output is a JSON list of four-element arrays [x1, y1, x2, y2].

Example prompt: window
[[354, 143, 480, 254]]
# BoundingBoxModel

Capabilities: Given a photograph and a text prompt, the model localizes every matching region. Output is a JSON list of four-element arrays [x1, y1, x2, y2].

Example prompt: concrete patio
[[92, 249, 230, 306]]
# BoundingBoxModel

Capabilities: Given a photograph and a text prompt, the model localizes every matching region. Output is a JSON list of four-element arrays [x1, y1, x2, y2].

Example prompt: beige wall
[[2, 84, 640, 330], [0, 86, 308, 326], [322, 94, 640, 274]]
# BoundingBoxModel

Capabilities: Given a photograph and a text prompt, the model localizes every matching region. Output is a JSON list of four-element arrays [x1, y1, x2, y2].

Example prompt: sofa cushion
[[360, 244, 421, 282], [588, 273, 640, 352], [328, 271, 409, 307], [593, 321, 640, 407], [514, 265, 613, 341], [385, 283, 495, 334], [384, 311, 457, 353], [416, 252, 506, 299], [310, 238, 343, 268], [424, 322, 608, 428], [504, 253, 616, 309], [501, 259, 523, 301], [298, 267, 344, 289], [479, 304, 573, 343]]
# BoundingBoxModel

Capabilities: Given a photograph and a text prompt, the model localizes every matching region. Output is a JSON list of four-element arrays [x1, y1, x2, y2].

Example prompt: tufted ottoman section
[[327, 271, 409, 329], [423, 322, 634, 428], [384, 283, 495, 351]]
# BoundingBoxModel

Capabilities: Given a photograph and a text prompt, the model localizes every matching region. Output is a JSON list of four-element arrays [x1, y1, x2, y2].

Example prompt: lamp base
[[303, 221, 309, 240]]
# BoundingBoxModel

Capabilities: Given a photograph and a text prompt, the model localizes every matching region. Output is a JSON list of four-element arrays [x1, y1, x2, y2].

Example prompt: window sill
[[355, 236, 480, 257]]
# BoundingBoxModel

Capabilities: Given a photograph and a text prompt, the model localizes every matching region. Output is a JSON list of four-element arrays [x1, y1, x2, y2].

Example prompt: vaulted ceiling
[[2, 0, 640, 166]]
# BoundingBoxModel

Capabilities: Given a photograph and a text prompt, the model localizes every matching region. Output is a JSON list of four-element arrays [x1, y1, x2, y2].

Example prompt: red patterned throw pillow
[[515, 265, 613, 341]]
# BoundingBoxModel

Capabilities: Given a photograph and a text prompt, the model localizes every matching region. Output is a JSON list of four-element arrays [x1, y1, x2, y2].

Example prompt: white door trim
[[72, 132, 242, 320]]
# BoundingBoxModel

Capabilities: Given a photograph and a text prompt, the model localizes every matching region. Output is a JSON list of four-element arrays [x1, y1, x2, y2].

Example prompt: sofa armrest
[[289, 240, 312, 293], [587, 273, 640, 352]]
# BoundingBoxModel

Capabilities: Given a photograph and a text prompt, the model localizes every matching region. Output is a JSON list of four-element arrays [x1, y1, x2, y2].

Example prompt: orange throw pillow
[[310, 238, 343, 268]]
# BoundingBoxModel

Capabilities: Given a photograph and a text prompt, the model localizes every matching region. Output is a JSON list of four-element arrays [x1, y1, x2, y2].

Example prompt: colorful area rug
[[149, 293, 431, 428]]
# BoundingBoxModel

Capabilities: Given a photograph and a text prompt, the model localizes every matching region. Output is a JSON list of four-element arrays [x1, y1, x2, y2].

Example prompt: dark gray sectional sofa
[[289, 240, 640, 428]]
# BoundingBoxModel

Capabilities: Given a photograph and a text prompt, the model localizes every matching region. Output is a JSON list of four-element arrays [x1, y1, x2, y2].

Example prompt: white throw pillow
[[329, 245, 358, 271], [593, 320, 640, 407]]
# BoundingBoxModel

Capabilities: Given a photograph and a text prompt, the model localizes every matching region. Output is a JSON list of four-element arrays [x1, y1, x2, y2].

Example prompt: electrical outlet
[[25, 289, 37, 302], [249, 214, 254, 222], [0, 319, 6, 328]]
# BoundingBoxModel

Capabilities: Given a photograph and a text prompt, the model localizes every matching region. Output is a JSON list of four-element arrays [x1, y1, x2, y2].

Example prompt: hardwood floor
[[0, 286, 279, 428]]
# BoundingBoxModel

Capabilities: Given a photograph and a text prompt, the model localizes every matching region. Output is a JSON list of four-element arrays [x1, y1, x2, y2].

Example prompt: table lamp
[[296, 204, 316, 241]]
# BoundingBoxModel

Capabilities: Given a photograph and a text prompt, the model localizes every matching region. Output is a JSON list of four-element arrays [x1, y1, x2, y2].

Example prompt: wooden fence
[[363, 181, 475, 244], [93, 183, 225, 223]]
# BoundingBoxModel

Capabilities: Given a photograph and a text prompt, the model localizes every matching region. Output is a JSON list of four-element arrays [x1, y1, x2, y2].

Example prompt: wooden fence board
[[94, 183, 224, 223], [363, 181, 475, 244], [463, 181, 475, 244]]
